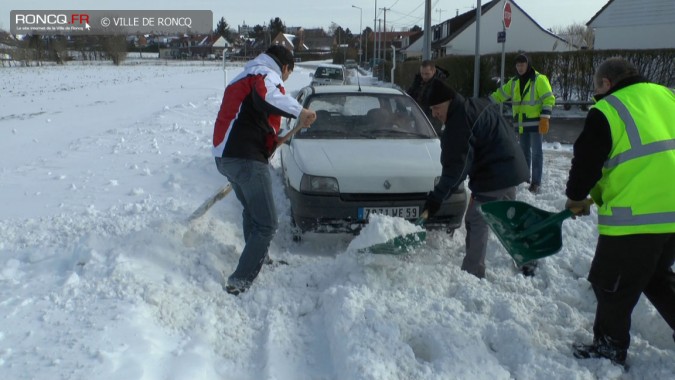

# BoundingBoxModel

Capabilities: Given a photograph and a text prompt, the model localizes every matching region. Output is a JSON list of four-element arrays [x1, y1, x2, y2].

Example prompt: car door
[[280, 88, 309, 190]]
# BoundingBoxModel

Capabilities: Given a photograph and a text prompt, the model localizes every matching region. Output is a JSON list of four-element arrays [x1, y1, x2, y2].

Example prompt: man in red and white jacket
[[213, 45, 316, 295]]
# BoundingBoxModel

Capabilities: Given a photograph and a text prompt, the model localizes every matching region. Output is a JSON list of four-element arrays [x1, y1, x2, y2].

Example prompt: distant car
[[279, 85, 468, 238], [344, 59, 358, 69], [310, 64, 346, 86]]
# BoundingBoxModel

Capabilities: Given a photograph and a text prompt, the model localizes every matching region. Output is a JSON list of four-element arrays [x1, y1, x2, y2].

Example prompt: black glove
[[423, 192, 442, 218]]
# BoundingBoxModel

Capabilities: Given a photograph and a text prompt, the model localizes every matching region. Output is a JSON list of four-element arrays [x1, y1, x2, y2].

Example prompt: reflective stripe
[[599, 207, 675, 226], [604, 95, 675, 169], [606, 140, 675, 168], [497, 87, 509, 100], [514, 99, 543, 106]]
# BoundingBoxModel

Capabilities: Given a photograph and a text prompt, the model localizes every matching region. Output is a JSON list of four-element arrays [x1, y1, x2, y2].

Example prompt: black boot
[[573, 336, 627, 368], [520, 261, 538, 277]]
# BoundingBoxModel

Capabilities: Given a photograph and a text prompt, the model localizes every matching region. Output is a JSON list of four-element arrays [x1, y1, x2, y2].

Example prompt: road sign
[[497, 31, 506, 43], [503, 2, 512, 29]]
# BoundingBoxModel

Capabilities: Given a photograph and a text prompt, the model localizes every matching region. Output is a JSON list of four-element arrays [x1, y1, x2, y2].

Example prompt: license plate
[[358, 206, 419, 220]]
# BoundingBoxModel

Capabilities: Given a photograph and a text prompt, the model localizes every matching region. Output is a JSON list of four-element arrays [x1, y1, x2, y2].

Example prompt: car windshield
[[295, 93, 437, 140], [314, 67, 344, 80]]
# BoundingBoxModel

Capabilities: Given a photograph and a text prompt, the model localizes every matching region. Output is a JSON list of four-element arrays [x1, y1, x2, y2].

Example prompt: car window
[[315, 67, 343, 80], [296, 93, 436, 139]]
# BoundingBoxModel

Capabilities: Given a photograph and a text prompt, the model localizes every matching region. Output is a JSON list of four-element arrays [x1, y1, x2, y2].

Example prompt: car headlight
[[300, 174, 339, 194], [434, 176, 441, 186]]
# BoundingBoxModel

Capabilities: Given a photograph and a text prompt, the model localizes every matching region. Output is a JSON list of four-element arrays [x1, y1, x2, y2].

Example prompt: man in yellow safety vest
[[565, 57, 675, 368]]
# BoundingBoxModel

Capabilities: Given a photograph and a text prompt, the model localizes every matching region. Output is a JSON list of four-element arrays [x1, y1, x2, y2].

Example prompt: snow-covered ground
[[0, 59, 673, 380]]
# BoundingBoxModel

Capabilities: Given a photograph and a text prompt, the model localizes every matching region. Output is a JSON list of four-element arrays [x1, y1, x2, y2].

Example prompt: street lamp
[[352, 5, 364, 65]]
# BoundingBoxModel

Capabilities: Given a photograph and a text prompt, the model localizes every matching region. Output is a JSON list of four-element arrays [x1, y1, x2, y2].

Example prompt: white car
[[309, 64, 346, 86], [279, 85, 468, 237]]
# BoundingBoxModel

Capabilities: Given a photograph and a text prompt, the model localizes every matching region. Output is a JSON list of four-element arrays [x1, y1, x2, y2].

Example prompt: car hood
[[290, 139, 442, 193]]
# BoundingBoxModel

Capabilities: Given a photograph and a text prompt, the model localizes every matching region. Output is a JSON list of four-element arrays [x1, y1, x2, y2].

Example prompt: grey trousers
[[461, 187, 517, 279]]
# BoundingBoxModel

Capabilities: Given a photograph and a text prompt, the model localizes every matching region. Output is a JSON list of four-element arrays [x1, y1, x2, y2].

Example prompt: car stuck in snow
[[278, 85, 468, 238]]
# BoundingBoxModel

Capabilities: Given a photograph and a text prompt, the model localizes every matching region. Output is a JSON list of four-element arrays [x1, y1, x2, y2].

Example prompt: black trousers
[[588, 233, 675, 349]]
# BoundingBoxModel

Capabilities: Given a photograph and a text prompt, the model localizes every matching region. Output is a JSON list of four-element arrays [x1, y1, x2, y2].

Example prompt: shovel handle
[[415, 210, 429, 226]]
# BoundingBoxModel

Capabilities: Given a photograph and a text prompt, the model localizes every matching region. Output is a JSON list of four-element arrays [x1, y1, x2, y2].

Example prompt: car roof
[[307, 85, 405, 95], [315, 63, 344, 69]]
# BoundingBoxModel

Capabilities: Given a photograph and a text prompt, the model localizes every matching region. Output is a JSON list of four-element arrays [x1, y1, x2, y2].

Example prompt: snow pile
[[346, 214, 425, 251]]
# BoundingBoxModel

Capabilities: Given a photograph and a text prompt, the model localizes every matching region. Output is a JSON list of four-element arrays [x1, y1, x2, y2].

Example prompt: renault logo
[[383, 180, 391, 190]]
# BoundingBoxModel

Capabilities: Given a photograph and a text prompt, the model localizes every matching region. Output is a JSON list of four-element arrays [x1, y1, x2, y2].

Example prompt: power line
[[386, 0, 440, 28]]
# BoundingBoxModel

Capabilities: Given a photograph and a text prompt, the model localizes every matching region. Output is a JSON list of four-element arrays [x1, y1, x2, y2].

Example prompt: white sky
[[2, 0, 609, 34]]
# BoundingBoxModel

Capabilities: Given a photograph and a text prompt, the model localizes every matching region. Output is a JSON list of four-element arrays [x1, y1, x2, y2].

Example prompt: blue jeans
[[518, 132, 543, 185], [215, 157, 278, 289]]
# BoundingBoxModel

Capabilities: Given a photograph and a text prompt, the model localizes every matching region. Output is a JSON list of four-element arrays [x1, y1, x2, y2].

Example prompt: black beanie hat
[[515, 54, 529, 64], [427, 79, 457, 106]]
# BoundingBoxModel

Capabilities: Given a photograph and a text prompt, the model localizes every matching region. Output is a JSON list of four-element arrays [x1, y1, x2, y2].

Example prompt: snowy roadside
[[0, 61, 672, 380]]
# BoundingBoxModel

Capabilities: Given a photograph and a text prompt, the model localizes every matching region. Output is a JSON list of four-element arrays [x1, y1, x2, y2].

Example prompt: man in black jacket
[[423, 79, 529, 279], [406, 60, 448, 134]]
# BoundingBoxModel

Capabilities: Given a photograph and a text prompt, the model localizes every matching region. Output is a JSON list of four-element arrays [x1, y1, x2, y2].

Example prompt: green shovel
[[360, 211, 429, 255], [479, 200, 589, 266]]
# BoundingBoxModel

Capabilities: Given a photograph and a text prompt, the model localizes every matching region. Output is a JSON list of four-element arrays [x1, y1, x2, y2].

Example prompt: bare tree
[[553, 23, 594, 50], [102, 34, 127, 65]]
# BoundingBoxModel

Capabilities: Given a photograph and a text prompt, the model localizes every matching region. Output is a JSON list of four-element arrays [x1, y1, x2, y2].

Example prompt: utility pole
[[380, 7, 389, 61], [423, 0, 431, 60], [373, 0, 377, 65], [436, 9, 445, 24], [377, 18, 382, 62], [352, 5, 363, 64], [473, 0, 481, 97]]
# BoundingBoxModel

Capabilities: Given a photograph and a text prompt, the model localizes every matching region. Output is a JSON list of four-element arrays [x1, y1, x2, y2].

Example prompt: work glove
[[423, 192, 442, 218], [565, 198, 592, 218], [538, 117, 550, 134]]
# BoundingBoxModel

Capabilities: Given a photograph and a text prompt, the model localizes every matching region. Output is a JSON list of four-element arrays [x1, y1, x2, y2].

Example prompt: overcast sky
[[2, 0, 609, 34]]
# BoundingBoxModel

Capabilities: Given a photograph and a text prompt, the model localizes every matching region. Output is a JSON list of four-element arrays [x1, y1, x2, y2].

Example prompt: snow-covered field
[[0, 60, 673, 380]]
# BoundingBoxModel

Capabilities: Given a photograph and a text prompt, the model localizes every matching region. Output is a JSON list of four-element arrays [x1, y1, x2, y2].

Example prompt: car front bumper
[[287, 185, 468, 234]]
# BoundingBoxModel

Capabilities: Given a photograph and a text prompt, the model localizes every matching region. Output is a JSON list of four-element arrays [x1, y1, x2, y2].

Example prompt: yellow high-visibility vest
[[590, 83, 675, 235], [490, 71, 555, 134]]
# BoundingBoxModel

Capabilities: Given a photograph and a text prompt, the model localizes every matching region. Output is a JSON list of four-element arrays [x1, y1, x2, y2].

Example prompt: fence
[[394, 49, 675, 100]]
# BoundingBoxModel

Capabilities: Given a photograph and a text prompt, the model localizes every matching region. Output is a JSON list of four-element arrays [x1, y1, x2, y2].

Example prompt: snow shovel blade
[[364, 230, 427, 255], [360, 212, 429, 255], [479, 201, 574, 266]]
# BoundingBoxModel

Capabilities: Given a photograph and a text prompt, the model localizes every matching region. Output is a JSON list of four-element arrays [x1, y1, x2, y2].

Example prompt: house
[[162, 34, 225, 59], [368, 30, 423, 61], [296, 28, 333, 53], [587, 0, 675, 50], [271, 33, 308, 52], [405, 0, 573, 58], [211, 36, 231, 57]]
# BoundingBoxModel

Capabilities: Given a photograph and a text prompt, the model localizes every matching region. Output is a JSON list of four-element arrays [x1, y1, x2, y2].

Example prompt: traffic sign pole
[[499, 0, 512, 114]]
